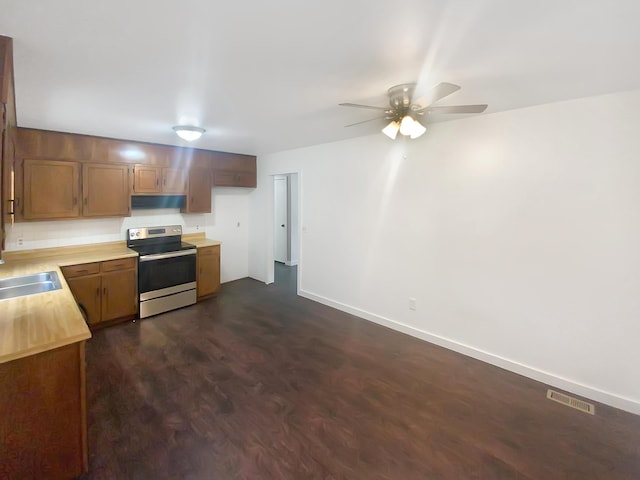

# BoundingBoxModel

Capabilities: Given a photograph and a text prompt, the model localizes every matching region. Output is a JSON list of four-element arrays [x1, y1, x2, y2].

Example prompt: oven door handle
[[139, 249, 197, 262]]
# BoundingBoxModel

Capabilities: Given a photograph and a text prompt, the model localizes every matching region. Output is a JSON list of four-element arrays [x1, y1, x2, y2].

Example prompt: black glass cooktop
[[128, 241, 196, 256]]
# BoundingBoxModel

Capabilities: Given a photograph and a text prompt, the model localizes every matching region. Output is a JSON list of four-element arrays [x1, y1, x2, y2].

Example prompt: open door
[[274, 175, 287, 263]]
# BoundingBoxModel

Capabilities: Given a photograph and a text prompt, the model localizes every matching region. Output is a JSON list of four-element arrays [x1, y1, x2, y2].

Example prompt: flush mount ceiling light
[[172, 125, 205, 142], [340, 82, 488, 140]]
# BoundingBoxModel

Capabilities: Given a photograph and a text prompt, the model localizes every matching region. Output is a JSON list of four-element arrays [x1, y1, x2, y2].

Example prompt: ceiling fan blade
[[426, 104, 488, 114], [413, 82, 461, 108], [339, 102, 389, 111], [344, 116, 386, 127]]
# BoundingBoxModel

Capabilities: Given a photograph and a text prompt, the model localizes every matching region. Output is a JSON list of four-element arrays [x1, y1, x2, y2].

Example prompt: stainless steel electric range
[[127, 225, 197, 318]]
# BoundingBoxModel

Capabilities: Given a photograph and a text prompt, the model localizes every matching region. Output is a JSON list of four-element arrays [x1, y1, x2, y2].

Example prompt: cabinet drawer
[[61, 262, 100, 278], [101, 257, 136, 272], [198, 246, 219, 257]]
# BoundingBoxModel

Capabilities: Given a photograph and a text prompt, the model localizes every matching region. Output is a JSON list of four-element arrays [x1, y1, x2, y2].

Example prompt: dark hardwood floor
[[83, 264, 640, 479]]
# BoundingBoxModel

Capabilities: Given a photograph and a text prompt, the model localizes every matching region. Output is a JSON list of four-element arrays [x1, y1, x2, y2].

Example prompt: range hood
[[131, 195, 186, 209]]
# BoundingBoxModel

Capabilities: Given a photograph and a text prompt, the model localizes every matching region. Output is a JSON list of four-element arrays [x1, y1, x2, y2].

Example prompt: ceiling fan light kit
[[381, 120, 400, 139], [409, 119, 426, 139], [172, 125, 205, 141], [398, 115, 417, 136], [340, 82, 487, 140]]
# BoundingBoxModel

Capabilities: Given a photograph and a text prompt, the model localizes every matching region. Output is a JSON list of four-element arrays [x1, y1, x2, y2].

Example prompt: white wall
[[6, 188, 250, 283], [249, 89, 640, 414]]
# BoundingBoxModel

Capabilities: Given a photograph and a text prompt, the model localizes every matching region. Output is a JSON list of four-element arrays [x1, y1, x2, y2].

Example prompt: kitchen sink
[[0, 271, 63, 300]]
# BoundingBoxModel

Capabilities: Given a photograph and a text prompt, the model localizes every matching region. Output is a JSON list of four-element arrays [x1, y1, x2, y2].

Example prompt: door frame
[[266, 171, 301, 292]]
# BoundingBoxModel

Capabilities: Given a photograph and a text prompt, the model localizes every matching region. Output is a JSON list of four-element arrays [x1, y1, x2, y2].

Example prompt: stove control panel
[[127, 225, 183, 241]]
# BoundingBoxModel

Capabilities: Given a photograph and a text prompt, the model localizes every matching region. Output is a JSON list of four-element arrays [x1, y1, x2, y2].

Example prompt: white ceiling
[[1, 0, 640, 155]]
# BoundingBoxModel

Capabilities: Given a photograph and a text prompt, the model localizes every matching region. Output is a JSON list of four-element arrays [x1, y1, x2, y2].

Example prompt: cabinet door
[[1, 36, 17, 252], [133, 165, 161, 193], [0, 342, 87, 479], [184, 168, 211, 213], [66, 275, 102, 325], [1, 105, 6, 251], [23, 159, 80, 219], [101, 269, 137, 322], [212, 170, 236, 187], [197, 245, 220, 298], [162, 167, 187, 194], [213, 169, 256, 188], [83, 163, 131, 217]]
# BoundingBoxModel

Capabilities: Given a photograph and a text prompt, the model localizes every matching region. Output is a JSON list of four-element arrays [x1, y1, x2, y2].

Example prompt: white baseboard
[[299, 289, 640, 416]]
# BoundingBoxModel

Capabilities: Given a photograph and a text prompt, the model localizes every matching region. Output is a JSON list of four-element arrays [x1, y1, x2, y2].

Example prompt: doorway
[[272, 173, 299, 291], [273, 173, 299, 266]]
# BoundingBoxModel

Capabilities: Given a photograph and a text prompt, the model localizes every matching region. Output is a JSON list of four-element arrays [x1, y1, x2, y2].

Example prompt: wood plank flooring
[[83, 264, 640, 479]]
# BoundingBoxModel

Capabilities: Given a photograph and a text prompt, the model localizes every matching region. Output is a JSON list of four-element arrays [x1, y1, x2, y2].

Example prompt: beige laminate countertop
[[183, 233, 222, 249], [0, 242, 137, 364], [0, 236, 221, 365]]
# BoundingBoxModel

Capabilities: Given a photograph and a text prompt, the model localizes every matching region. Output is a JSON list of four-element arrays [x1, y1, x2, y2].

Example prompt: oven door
[[138, 249, 197, 298]]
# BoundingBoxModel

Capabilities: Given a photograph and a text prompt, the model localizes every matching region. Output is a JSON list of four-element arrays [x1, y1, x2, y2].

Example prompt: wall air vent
[[546, 389, 595, 415]]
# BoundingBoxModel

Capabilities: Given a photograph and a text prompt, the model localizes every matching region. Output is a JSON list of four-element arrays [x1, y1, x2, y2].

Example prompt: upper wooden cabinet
[[183, 168, 212, 213], [162, 167, 188, 194], [19, 159, 131, 220], [133, 165, 160, 193], [16, 128, 167, 166], [133, 165, 187, 194], [1, 36, 17, 252], [16, 128, 257, 191], [82, 163, 131, 217], [213, 170, 256, 188], [12, 128, 256, 222], [212, 152, 256, 188], [23, 159, 80, 219]]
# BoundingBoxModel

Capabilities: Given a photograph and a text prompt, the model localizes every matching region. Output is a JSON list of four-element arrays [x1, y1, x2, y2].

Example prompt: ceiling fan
[[339, 82, 488, 139]]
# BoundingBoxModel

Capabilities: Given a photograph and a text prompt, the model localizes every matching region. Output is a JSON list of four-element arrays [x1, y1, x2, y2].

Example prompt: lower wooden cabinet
[[197, 245, 220, 299], [0, 342, 88, 479], [62, 257, 137, 326], [66, 273, 101, 324]]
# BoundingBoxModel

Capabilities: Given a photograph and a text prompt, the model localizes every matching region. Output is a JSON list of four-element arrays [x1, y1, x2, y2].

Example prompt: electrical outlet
[[409, 297, 416, 311], [196, 225, 200, 231], [17, 237, 24, 247]]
